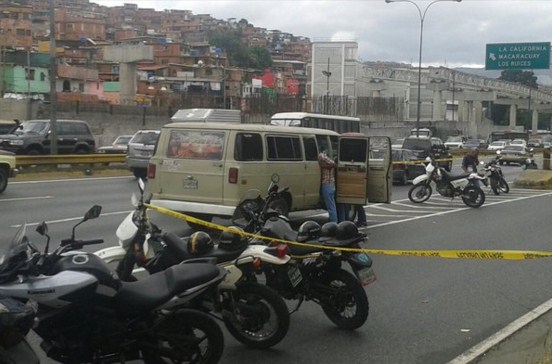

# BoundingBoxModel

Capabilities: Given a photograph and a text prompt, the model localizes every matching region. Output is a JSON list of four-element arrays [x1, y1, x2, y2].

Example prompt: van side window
[[235, 132, 262, 161], [303, 136, 318, 161], [267, 135, 303, 161], [339, 138, 367, 163], [166, 130, 224, 160]]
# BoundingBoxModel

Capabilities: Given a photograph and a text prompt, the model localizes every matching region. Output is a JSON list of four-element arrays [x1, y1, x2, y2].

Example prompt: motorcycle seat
[[441, 170, 471, 180], [114, 263, 221, 316]]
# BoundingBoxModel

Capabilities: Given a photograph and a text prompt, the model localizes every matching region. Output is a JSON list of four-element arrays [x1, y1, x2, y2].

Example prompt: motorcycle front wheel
[[141, 309, 224, 364], [461, 186, 485, 208], [319, 269, 369, 330], [223, 283, 290, 349], [496, 177, 509, 194], [408, 183, 432, 203]]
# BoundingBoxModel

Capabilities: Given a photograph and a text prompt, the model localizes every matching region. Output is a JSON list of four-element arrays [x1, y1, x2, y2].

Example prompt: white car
[[510, 139, 527, 147], [487, 141, 508, 151], [444, 136, 465, 149]]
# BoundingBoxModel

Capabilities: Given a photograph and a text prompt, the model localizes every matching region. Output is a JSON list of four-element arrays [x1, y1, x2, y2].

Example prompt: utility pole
[[49, 0, 58, 154], [26, 48, 32, 119]]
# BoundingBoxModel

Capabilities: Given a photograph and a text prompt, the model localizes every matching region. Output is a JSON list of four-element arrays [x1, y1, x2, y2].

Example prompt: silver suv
[[0, 119, 95, 155], [126, 130, 160, 178]]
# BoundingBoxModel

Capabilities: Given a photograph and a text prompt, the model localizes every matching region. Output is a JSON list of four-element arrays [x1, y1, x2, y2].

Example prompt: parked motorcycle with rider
[[231, 175, 376, 330], [0, 205, 227, 364], [95, 179, 291, 349], [408, 155, 487, 207]]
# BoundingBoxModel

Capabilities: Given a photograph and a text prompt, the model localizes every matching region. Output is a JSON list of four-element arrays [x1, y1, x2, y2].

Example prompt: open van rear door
[[336, 135, 391, 205]]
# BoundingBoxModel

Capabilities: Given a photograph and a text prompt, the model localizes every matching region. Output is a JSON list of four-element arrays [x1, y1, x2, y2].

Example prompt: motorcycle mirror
[[131, 192, 139, 207], [36, 221, 48, 236], [138, 178, 146, 194], [84, 205, 102, 221], [270, 173, 280, 183]]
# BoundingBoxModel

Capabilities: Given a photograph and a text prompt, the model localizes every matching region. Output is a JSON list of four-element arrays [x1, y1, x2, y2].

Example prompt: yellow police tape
[[145, 203, 552, 260], [391, 157, 454, 166]]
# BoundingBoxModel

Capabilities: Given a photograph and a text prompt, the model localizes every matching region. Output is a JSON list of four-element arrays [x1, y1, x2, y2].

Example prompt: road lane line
[[0, 195, 54, 202], [11, 176, 133, 185], [447, 298, 552, 364], [10, 210, 131, 228]]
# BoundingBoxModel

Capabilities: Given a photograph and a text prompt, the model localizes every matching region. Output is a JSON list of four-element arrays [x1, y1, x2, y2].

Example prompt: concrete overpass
[[361, 65, 552, 134]]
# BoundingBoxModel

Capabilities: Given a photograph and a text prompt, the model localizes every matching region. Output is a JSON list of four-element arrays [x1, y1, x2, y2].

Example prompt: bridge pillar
[[532, 109, 539, 135], [432, 89, 443, 120], [509, 104, 517, 128]]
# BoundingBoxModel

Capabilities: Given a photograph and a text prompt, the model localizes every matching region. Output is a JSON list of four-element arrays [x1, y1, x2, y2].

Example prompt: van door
[[157, 129, 226, 208], [367, 136, 392, 203], [336, 135, 391, 205]]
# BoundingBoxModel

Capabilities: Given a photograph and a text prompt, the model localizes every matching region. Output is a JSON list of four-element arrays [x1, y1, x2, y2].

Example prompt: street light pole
[[385, 0, 461, 137], [322, 57, 331, 114]]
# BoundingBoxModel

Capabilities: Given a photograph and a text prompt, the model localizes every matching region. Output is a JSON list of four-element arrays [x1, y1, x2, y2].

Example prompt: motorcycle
[[0, 205, 227, 364], [0, 297, 39, 364], [408, 156, 487, 208], [231, 176, 375, 330], [480, 156, 509, 195], [522, 148, 538, 170], [95, 179, 291, 349]]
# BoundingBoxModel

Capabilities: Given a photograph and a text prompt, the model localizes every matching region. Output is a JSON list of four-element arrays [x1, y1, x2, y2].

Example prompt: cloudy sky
[[94, 0, 552, 69]]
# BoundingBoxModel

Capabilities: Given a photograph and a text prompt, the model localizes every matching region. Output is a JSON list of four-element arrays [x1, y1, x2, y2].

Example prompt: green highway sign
[[485, 42, 550, 70]]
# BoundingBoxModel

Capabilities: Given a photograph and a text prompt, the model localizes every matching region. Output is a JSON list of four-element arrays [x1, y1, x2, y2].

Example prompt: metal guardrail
[[16, 154, 126, 167]]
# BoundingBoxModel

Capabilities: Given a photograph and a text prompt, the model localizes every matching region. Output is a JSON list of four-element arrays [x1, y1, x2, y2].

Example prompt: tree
[[209, 30, 272, 70], [498, 70, 538, 88]]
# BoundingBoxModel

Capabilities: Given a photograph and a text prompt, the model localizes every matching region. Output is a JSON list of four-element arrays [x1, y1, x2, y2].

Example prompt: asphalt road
[[1, 163, 551, 364]]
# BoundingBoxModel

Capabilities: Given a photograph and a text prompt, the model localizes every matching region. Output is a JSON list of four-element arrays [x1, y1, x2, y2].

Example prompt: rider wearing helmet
[[188, 231, 214, 255]]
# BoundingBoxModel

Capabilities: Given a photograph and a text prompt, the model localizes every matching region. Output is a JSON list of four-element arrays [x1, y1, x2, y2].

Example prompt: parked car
[[0, 150, 17, 193], [0, 119, 18, 135], [391, 137, 405, 149], [527, 138, 543, 148], [402, 135, 452, 171], [126, 130, 160, 178], [462, 138, 485, 150], [0, 119, 95, 155], [487, 140, 508, 151], [498, 145, 528, 165], [543, 141, 552, 149], [444, 136, 465, 149], [391, 148, 426, 185], [98, 134, 133, 154], [510, 139, 527, 147]]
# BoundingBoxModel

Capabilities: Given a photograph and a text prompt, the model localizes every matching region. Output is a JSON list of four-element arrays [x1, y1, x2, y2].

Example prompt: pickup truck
[[0, 150, 17, 193]]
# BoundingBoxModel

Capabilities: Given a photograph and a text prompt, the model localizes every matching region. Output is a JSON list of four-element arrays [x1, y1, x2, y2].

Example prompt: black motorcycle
[[408, 156, 487, 208], [522, 148, 538, 170], [0, 206, 226, 364], [0, 298, 39, 364], [481, 157, 509, 195], [232, 177, 375, 330]]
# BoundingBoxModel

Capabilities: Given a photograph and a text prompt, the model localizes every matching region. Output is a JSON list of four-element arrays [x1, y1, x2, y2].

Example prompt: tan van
[[146, 122, 391, 223]]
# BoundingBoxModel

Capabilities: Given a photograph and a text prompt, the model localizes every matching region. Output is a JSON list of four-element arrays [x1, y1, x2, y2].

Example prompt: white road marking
[[447, 298, 552, 364], [10, 210, 132, 228], [11, 176, 133, 185], [0, 195, 54, 202]]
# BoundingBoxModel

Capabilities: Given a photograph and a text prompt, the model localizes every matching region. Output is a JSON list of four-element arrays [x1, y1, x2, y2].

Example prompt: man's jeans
[[321, 183, 337, 222]]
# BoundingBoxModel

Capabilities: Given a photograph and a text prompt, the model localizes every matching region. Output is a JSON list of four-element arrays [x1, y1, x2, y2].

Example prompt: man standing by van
[[318, 149, 338, 222]]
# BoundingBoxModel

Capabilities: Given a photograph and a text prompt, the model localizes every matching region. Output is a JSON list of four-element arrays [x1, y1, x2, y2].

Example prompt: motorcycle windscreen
[[336, 136, 369, 205], [366, 136, 392, 203]]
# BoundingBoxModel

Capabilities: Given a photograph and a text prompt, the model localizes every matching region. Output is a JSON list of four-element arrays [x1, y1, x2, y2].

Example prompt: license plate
[[183, 179, 198, 189], [287, 265, 303, 287], [357, 267, 377, 286]]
